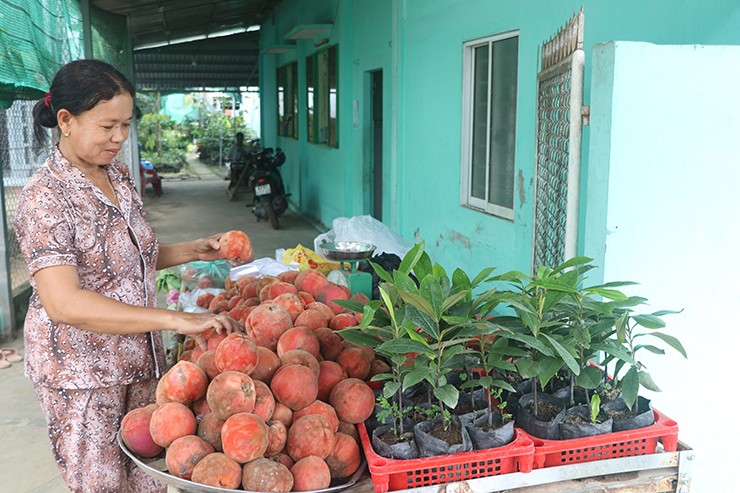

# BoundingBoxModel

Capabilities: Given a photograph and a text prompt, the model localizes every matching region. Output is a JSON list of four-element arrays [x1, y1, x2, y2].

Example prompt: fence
[[0, 101, 49, 338]]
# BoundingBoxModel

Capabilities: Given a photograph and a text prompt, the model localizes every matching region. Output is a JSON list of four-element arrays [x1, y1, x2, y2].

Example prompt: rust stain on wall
[[446, 230, 472, 250], [518, 170, 526, 206]]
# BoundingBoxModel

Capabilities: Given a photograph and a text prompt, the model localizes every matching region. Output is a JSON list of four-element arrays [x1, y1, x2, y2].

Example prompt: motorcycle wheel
[[266, 200, 280, 229]]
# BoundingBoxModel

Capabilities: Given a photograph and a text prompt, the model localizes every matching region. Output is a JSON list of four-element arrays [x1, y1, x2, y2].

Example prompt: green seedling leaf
[[442, 290, 470, 313], [452, 268, 472, 293], [542, 334, 581, 375], [378, 338, 435, 357], [553, 256, 594, 274], [433, 384, 459, 409], [404, 325, 430, 344], [576, 365, 603, 389], [591, 342, 636, 366], [336, 329, 383, 348], [638, 370, 661, 392], [515, 357, 538, 380], [590, 394, 601, 423], [503, 331, 554, 357], [405, 305, 438, 339], [403, 366, 434, 389], [412, 251, 433, 282], [537, 357, 565, 389], [471, 266, 496, 288], [586, 287, 628, 301], [399, 242, 425, 275], [370, 261, 394, 284], [420, 275, 444, 319], [333, 299, 367, 313], [390, 354, 407, 367], [632, 314, 666, 329], [634, 344, 666, 355], [399, 291, 435, 319], [371, 373, 394, 382], [637, 332, 688, 358], [383, 381, 401, 398], [392, 270, 419, 293], [621, 367, 640, 410]]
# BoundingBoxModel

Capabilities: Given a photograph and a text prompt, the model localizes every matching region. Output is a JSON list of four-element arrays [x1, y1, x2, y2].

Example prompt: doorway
[[369, 70, 383, 220]]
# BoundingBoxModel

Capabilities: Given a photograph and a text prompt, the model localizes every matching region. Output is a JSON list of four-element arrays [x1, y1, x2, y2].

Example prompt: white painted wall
[[590, 41, 740, 491]]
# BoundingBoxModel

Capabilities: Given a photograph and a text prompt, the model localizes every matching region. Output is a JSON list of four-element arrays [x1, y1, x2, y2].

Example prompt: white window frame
[[460, 30, 519, 221]]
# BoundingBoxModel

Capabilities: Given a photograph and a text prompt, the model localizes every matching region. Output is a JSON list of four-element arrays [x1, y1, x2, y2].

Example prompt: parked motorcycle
[[248, 147, 288, 229]]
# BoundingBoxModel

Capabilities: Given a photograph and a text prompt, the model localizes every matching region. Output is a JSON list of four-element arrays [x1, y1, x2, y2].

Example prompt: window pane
[[277, 66, 286, 137], [488, 36, 518, 209], [328, 45, 338, 147], [470, 44, 489, 201], [290, 61, 298, 138], [318, 52, 329, 144], [306, 55, 315, 143]]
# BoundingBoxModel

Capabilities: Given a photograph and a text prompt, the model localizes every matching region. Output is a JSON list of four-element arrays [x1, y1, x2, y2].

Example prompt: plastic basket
[[522, 408, 679, 469], [357, 422, 535, 493]]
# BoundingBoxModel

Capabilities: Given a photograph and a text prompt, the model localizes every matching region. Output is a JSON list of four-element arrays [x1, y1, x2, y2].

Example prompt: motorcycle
[[248, 147, 289, 229]]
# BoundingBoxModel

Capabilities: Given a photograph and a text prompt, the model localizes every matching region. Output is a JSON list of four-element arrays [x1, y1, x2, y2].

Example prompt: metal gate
[[532, 10, 586, 271]]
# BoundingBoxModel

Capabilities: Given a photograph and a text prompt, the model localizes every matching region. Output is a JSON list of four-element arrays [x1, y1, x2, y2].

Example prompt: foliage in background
[[134, 93, 256, 172], [136, 93, 188, 172], [193, 110, 255, 166]]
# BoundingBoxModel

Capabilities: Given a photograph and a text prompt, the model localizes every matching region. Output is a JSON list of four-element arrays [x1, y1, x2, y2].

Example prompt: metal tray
[[319, 241, 376, 261], [118, 431, 366, 493]]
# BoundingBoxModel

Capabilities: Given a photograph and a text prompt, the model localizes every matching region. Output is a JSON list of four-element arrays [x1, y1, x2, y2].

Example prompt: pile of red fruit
[[121, 269, 389, 491]]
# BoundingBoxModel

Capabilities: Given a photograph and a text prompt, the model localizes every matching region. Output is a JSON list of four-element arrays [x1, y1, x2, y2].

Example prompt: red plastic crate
[[521, 408, 679, 469], [357, 422, 535, 493]]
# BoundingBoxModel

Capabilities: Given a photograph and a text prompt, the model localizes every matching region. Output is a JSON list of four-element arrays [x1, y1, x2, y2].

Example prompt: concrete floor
[[0, 156, 324, 492]]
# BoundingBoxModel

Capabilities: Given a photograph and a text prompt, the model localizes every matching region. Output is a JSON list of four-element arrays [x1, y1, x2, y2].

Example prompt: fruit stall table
[[344, 442, 694, 493]]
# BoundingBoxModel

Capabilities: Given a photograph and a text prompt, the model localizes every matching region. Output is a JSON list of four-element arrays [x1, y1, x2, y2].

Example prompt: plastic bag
[[229, 257, 298, 280], [178, 260, 231, 291], [314, 215, 412, 260], [178, 287, 225, 313], [283, 244, 340, 274]]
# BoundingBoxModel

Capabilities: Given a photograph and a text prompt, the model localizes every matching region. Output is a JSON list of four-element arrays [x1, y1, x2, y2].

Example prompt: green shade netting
[[0, 1, 131, 108], [0, 0, 82, 108], [162, 94, 200, 123], [91, 5, 131, 80]]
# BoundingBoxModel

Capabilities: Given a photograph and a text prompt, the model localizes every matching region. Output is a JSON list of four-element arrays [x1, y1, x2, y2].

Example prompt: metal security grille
[[532, 10, 585, 271], [1, 101, 50, 293]]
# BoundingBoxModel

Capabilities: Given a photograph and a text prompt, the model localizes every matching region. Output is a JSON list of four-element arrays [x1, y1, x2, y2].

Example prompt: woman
[[14, 59, 241, 492]]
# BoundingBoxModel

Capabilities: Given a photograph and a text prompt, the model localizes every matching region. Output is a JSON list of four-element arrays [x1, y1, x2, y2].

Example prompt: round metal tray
[[117, 431, 366, 493], [319, 241, 376, 261]]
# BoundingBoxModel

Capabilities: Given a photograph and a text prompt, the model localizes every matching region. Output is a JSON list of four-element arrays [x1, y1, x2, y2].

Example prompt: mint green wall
[[261, 0, 740, 278], [587, 41, 740, 492]]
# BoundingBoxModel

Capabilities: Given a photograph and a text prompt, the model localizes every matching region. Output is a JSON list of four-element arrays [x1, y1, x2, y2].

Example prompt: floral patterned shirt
[[14, 145, 165, 389]]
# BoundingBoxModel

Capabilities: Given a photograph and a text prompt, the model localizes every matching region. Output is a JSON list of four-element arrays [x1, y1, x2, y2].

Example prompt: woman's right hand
[[175, 312, 242, 351], [177, 311, 241, 337]]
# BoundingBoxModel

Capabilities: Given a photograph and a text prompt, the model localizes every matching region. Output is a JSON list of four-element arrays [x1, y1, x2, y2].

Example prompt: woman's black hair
[[32, 59, 135, 146]]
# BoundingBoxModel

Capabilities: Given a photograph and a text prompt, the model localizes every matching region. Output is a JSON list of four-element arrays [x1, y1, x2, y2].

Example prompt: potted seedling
[[337, 286, 422, 459], [559, 393, 613, 439], [354, 241, 506, 457], [458, 332, 522, 449], [490, 260, 585, 439], [597, 301, 687, 430]]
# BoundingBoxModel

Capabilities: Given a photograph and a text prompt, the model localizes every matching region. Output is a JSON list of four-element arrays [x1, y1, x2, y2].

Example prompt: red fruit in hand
[[219, 230, 253, 265]]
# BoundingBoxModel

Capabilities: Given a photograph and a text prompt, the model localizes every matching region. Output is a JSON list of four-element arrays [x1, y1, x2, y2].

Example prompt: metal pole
[[564, 49, 585, 260], [80, 0, 93, 59]]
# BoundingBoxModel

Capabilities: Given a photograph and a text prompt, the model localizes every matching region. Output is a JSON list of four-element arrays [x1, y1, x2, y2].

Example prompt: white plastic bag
[[178, 287, 224, 313], [229, 257, 297, 280], [314, 215, 412, 260]]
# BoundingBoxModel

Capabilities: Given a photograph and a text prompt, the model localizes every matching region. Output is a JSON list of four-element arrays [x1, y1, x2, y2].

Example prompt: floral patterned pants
[[34, 379, 166, 493]]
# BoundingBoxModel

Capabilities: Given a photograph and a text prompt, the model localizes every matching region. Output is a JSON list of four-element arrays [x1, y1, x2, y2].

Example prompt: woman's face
[[60, 92, 134, 168]]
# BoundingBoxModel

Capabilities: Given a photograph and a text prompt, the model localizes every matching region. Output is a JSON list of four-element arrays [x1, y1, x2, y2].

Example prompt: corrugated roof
[[92, 0, 281, 92]]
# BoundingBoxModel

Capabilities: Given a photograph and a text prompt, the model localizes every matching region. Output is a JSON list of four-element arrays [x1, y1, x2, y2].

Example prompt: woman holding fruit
[[14, 59, 244, 493]]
